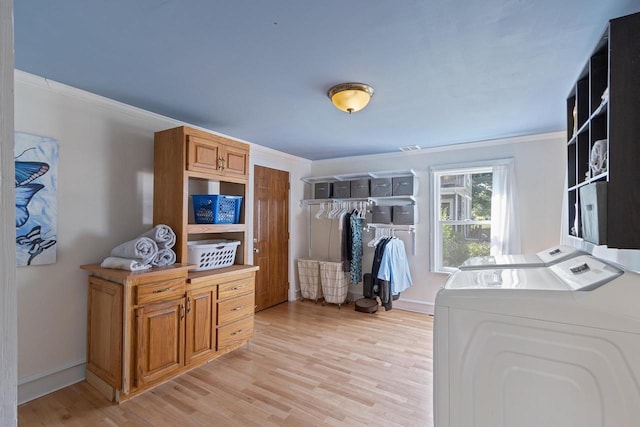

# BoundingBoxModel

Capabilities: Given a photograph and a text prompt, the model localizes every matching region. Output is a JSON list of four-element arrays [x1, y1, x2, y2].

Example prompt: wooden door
[[185, 288, 217, 365], [135, 298, 185, 387], [253, 166, 289, 311]]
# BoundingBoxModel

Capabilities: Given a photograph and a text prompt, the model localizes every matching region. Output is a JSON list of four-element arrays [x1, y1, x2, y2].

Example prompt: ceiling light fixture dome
[[327, 82, 374, 114]]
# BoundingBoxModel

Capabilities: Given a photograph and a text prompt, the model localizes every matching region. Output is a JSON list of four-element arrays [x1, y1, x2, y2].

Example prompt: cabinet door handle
[[180, 303, 185, 320], [186, 297, 191, 313], [230, 329, 242, 336], [152, 287, 171, 294], [232, 285, 243, 290], [231, 305, 243, 311]]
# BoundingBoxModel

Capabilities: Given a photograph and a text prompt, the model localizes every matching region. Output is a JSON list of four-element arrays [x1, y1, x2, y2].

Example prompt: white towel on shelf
[[140, 224, 176, 249], [151, 248, 177, 267], [110, 237, 158, 264], [101, 256, 152, 272]]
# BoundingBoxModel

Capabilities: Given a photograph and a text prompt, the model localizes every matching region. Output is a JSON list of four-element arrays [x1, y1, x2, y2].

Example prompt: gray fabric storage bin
[[372, 205, 392, 224], [333, 181, 351, 199], [393, 205, 417, 225], [392, 176, 415, 196], [371, 178, 392, 197], [314, 182, 332, 199], [350, 178, 370, 198]]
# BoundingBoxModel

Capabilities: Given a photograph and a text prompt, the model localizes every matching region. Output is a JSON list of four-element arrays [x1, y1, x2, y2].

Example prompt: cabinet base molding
[[86, 369, 119, 402], [85, 337, 251, 403]]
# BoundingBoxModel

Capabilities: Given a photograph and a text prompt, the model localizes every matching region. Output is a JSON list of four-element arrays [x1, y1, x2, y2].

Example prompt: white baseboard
[[18, 360, 86, 405], [289, 288, 301, 301], [393, 298, 434, 315]]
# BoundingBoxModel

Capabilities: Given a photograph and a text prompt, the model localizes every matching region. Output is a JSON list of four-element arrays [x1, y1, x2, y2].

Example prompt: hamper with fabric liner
[[297, 259, 323, 302], [319, 261, 348, 308]]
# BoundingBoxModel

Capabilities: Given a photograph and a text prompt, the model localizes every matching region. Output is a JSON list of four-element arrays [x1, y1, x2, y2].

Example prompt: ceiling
[[13, 1, 640, 160]]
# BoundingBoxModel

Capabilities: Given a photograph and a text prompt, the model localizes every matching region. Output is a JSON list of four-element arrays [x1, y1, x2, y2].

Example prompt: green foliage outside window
[[440, 172, 492, 268]]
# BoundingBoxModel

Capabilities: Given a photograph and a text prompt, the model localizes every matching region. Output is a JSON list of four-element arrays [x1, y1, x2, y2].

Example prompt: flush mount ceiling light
[[327, 82, 374, 114]]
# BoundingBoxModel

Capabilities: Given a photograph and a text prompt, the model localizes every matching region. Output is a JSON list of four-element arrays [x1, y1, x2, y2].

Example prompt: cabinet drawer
[[217, 316, 253, 350], [136, 278, 186, 305], [217, 293, 254, 325], [218, 277, 254, 300]]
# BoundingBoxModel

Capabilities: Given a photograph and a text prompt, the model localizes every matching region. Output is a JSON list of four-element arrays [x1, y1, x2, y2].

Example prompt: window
[[430, 159, 520, 273]]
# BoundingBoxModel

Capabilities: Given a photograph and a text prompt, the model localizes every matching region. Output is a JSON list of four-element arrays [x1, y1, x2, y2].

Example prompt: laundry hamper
[[297, 259, 323, 303], [319, 261, 349, 308]]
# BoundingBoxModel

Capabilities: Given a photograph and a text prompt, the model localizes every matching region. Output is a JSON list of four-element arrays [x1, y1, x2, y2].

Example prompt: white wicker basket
[[319, 261, 348, 306], [187, 239, 240, 271], [297, 259, 323, 301]]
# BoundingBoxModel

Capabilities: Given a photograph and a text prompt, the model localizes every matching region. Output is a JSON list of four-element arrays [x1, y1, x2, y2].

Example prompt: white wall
[[1, 0, 18, 424], [14, 71, 310, 404], [309, 133, 567, 312]]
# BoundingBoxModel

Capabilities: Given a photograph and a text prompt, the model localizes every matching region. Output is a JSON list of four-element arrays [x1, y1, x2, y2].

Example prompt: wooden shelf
[[154, 125, 251, 264], [187, 223, 247, 234]]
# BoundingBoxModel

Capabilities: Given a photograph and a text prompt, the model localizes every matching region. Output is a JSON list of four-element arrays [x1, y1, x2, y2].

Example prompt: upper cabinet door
[[222, 145, 249, 179], [187, 135, 222, 174]]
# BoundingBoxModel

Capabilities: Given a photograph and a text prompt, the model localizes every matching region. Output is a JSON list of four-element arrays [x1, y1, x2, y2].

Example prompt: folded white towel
[[101, 256, 151, 272], [151, 248, 176, 267], [140, 224, 176, 249], [110, 237, 158, 264]]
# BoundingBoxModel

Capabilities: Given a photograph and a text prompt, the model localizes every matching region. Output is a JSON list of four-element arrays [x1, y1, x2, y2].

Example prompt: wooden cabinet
[[81, 264, 258, 402], [185, 131, 249, 179], [216, 272, 255, 351], [135, 298, 185, 387], [154, 125, 250, 265], [189, 268, 256, 354], [222, 144, 250, 178], [187, 134, 223, 174], [565, 11, 640, 248], [185, 285, 217, 365]]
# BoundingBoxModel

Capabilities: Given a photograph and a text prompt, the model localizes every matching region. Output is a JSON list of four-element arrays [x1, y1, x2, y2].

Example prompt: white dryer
[[434, 254, 640, 427], [458, 244, 583, 270]]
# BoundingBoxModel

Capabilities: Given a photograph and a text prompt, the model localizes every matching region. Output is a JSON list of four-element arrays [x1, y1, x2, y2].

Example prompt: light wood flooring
[[18, 301, 434, 426]]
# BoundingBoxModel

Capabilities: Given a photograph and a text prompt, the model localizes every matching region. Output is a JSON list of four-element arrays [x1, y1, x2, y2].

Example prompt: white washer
[[458, 245, 583, 270], [434, 255, 640, 427]]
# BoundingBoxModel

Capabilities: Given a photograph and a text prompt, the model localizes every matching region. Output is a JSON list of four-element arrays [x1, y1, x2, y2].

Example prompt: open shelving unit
[[565, 11, 640, 248], [301, 169, 419, 254]]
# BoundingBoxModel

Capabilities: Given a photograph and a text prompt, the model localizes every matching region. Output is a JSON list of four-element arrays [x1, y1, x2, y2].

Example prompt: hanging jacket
[[377, 238, 413, 294]]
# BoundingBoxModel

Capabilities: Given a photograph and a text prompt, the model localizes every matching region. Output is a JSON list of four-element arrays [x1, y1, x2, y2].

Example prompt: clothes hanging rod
[[366, 223, 415, 233]]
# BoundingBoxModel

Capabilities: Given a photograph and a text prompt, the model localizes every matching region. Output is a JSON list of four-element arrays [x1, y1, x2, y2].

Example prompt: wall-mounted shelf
[[301, 169, 416, 184], [300, 195, 415, 206], [368, 195, 416, 205], [300, 197, 369, 206]]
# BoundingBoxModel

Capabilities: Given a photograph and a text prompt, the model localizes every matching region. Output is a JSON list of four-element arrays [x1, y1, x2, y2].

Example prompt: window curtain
[[490, 160, 521, 255]]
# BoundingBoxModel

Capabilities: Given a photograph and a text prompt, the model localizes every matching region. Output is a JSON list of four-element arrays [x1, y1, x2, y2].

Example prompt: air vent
[[399, 145, 421, 152]]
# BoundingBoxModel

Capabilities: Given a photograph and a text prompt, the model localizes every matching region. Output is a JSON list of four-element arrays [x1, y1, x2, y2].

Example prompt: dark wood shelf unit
[[565, 11, 640, 248]]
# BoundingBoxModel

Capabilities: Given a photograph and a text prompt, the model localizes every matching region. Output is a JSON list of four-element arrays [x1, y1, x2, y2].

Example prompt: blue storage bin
[[192, 194, 243, 224]]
